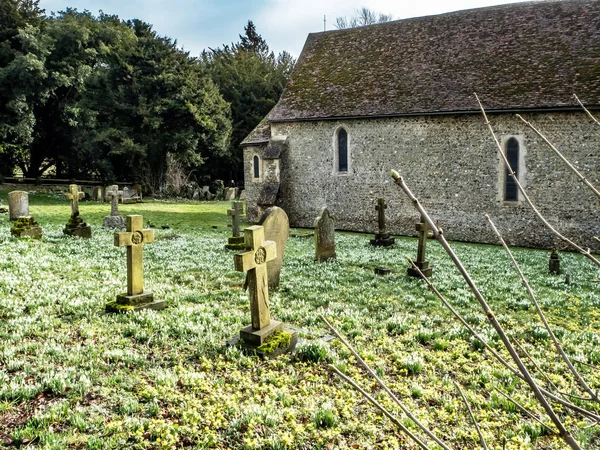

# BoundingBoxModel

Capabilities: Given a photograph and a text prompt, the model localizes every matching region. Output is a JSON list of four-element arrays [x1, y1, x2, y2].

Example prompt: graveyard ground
[[1, 188, 600, 449]]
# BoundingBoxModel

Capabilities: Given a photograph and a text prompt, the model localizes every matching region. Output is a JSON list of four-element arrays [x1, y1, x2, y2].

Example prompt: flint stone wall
[[244, 112, 600, 249]]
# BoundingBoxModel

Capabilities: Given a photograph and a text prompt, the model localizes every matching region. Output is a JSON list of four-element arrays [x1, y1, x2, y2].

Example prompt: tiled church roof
[[267, 0, 600, 122]]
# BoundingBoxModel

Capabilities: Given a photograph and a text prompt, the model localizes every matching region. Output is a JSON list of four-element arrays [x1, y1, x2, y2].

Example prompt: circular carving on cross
[[131, 230, 144, 245], [254, 246, 267, 264]]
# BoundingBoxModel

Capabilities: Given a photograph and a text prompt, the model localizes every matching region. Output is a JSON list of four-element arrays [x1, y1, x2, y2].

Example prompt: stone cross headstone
[[8, 191, 29, 221], [407, 214, 433, 278], [259, 206, 289, 290], [63, 184, 92, 238], [370, 198, 395, 247], [106, 215, 165, 312], [103, 189, 125, 228], [234, 225, 279, 344], [105, 185, 119, 202], [225, 201, 245, 250], [314, 207, 336, 262], [65, 184, 85, 215]]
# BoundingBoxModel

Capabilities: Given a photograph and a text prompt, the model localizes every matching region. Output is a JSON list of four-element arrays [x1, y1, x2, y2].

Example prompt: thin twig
[[328, 365, 431, 450], [406, 257, 600, 422], [474, 93, 600, 269], [486, 214, 599, 403], [513, 338, 560, 393], [320, 315, 451, 450], [392, 172, 581, 449], [574, 93, 600, 129], [516, 114, 600, 200], [406, 258, 600, 422], [453, 378, 489, 449], [494, 388, 557, 434], [573, 358, 599, 371]]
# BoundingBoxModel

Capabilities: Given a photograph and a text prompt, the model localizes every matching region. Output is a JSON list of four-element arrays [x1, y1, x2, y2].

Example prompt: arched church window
[[504, 137, 519, 201], [253, 155, 260, 179], [338, 128, 348, 172]]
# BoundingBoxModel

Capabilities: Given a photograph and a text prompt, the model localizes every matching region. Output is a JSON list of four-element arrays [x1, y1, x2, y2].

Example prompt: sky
[[37, 0, 532, 57]]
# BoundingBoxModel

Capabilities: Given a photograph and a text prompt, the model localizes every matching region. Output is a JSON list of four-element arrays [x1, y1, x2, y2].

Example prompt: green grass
[[0, 187, 599, 449]]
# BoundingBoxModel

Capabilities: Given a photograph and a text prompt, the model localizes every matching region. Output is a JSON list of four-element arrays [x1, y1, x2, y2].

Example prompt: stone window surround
[[253, 154, 262, 182], [332, 125, 351, 175], [497, 134, 526, 206]]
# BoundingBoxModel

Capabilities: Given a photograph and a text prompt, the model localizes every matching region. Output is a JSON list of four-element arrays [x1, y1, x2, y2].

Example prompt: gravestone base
[[407, 261, 433, 278], [230, 325, 298, 358], [106, 291, 166, 313], [10, 216, 42, 239], [375, 266, 392, 276], [240, 320, 283, 346], [370, 234, 396, 247], [225, 236, 246, 250], [103, 215, 126, 229], [63, 213, 92, 238]]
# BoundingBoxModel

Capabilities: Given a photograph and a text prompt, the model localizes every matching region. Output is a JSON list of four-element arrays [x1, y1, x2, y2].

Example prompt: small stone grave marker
[[8, 191, 29, 221], [11, 216, 42, 239], [233, 225, 297, 356], [225, 201, 245, 250], [370, 198, 395, 247], [315, 207, 336, 262], [407, 214, 433, 278], [103, 188, 125, 229], [549, 251, 561, 274], [106, 215, 166, 312], [258, 206, 289, 290], [63, 184, 92, 238]]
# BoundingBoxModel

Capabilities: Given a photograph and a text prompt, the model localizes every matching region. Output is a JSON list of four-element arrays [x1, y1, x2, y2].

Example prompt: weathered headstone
[[407, 214, 433, 278], [370, 198, 395, 247], [549, 251, 561, 274], [122, 186, 141, 203], [63, 184, 92, 238], [11, 216, 42, 239], [224, 187, 236, 201], [233, 225, 297, 355], [8, 191, 29, 221], [238, 190, 246, 201], [259, 206, 289, 290], [92, 186, 103, 201], [106, 215, 166, 312], [225, 201, 245, 250], [103, 188, 126, 228], [315, 207, 336, 262]]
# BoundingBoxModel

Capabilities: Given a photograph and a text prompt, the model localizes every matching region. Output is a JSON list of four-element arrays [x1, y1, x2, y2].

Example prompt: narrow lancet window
[[504, 137, 519, 201], [338, 128, 348, 172], [253, 155, 260, 179]]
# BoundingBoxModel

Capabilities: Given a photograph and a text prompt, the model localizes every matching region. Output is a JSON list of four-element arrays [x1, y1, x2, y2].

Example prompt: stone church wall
[[245, 112, 600, 249]]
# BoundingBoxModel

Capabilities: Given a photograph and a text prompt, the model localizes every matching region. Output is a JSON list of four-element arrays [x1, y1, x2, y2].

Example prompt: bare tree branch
[[494, 388, 557, 434], [474, 92, 600, 269], [486, 214, 599, 403], [516, 114, 600, 200], [328, 365, 431, 450], [392, 171, 581, 449], [574, 93, 600, 129], [452, 378, 489, 449], [406, 258, 600, 422], [320, 315, 451, 450]]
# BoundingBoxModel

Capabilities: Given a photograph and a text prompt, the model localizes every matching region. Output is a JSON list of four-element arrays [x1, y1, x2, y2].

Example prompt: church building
[[242, 0, 600, 249]]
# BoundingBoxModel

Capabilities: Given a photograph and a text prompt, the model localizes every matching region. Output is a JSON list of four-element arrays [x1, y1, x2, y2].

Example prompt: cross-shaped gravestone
[[370, 197, 395, 246], [107, 189, 123, 216], [234, 225, 280, 345], [65, 184, 85, 215], [106, 215, 165, 312], [225, 202, 246, 250], [407, 214, 433, 278]]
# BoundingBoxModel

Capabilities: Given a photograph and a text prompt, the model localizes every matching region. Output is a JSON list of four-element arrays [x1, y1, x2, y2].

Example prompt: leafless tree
[[334, 7, 394, 29]]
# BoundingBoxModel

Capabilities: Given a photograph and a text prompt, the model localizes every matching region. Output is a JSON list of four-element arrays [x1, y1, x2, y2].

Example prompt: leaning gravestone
[[63, 184, 92, 238], [233, 225, 297, 356], [315, 207, 336, 262], [8, 191, 29, 221], [370, 198, 395, 247], [11, 216, 42, 239], [106, 215, 165, 312], [103, 188, 126, 228], [258, 206, 289, 290]]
